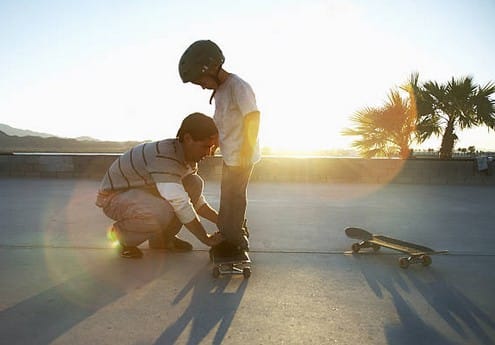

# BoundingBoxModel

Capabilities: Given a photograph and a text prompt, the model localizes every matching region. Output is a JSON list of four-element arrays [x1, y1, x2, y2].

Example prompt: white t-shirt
[[213, 74, 261, 166]]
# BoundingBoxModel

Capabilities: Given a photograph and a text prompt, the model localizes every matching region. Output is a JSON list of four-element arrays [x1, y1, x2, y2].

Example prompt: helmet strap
[[208, 65, 223, 104], [209, 90, 216, 105]]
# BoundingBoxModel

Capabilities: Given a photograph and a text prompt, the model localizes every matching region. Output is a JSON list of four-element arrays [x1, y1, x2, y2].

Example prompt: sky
[[1, 0, 494, 152]]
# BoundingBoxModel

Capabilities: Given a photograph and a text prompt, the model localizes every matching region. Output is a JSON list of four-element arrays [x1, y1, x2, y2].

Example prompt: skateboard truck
[[209, 250, 251, 278]]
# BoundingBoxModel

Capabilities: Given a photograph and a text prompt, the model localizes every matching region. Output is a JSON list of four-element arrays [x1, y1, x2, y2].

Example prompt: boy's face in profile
[[192, 74, 218, 90]]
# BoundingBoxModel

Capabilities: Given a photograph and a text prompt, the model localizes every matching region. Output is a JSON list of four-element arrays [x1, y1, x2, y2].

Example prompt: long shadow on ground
[[351, 254, 495, 345], [0, 254, 169, 345], [154, 266, 248, 345]]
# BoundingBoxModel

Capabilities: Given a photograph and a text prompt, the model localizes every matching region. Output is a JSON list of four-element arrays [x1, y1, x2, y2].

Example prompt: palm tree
[[407, 74, 495, 159], [342, 90, 416, 159]]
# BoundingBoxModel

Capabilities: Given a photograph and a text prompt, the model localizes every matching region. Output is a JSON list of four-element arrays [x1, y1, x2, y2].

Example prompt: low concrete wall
[[0, 153, 494, 185]]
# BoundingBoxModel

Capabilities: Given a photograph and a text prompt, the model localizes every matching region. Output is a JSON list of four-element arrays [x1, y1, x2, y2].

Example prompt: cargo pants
[[99, 174, 203, 247]]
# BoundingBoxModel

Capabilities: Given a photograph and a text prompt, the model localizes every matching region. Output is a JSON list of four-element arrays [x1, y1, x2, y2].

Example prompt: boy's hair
[[176, 112, 218, 142]]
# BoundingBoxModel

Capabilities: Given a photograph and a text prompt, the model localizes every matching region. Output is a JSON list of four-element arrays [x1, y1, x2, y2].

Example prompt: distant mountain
[[0, 125, 143, 153], [0, 123, 56, 138], [75, 136, 100, 141]]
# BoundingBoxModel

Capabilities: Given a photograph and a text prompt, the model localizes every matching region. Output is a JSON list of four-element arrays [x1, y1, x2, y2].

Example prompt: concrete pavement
[[1, 178, 494, 344]]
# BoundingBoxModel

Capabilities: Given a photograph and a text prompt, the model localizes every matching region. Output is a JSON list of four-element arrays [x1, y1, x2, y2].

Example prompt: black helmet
[[178, 40, 225, 83]]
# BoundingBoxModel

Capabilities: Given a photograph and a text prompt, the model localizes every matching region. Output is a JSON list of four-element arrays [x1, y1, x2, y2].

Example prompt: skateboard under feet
[[210, 250, 251, 278]]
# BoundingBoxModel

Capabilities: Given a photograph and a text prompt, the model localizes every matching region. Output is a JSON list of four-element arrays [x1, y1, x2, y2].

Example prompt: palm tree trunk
[[439, 119, 456, 159], [399, 144, 411, 159]]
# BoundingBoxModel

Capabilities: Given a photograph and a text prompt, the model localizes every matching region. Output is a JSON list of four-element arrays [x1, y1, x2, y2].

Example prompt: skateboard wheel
[[372, 244, 381, 252], [212, 267, 220, 278], [399, 257, 410, 269], [351, 243, 361, 253], [243, 267, 251, 278], [422, 255, 432, 267]]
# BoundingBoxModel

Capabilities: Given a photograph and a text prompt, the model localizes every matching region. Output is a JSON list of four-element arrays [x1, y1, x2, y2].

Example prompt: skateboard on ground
[[345, 227, 448, 269], [210, 250, 251, 278]]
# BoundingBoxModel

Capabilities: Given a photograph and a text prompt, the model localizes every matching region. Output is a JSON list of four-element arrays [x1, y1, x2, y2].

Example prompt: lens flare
[[106, 226, 119, 245]]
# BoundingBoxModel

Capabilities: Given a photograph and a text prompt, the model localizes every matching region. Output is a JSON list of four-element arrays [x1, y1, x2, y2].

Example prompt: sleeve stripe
[[117, 157, 131, 188], [142, 143, 148, 166], [130, 147, 147, 184]]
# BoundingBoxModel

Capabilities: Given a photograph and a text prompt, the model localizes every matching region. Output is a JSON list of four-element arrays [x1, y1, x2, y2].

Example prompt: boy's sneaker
[[210, 240, 245, 259], [119, 245, 143, 259]]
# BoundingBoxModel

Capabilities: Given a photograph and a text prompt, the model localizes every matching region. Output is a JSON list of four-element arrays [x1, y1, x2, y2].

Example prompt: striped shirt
[[99, 139, 196, 191], [97, 139, 203, 223]]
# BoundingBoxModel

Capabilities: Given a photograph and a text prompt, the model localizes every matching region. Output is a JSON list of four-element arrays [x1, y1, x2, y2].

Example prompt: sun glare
[[106, 226, 120, 248], [1, 1, 493, 151]]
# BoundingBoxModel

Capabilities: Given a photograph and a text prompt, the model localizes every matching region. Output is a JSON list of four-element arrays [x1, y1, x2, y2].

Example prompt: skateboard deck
[[345, 227, 448, 268], [210, 250, 251, 278]]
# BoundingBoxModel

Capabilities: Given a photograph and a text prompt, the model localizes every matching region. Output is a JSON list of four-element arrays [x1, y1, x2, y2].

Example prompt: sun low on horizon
[[0, 1, 494, 153]]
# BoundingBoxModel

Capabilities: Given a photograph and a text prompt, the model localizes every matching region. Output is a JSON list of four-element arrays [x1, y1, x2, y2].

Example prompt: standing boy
[[179, 40, 261, 256]]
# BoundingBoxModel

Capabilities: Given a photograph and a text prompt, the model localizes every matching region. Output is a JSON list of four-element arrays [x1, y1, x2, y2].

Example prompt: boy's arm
[[240, 111, 260, 167]]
